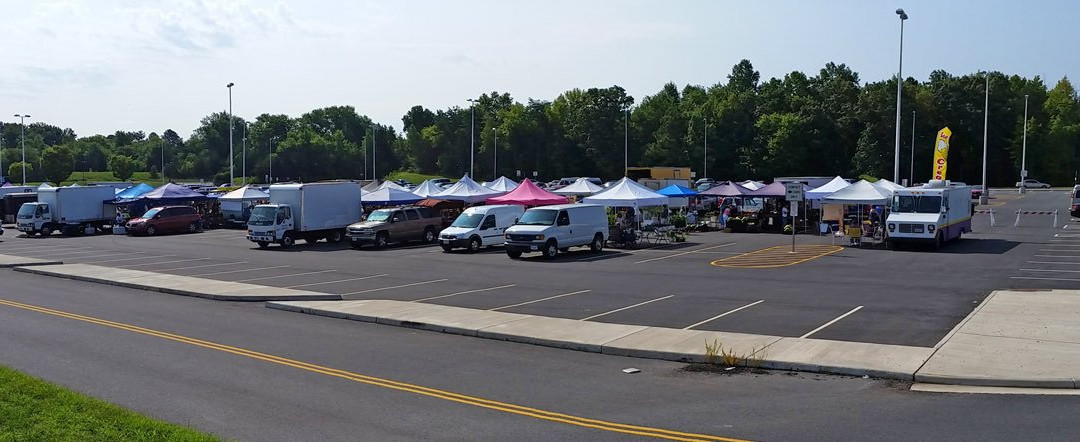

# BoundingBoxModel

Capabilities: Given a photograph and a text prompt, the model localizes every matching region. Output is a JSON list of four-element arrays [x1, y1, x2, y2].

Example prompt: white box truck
[[886, 180, 972, 249], [16, 186, 116, 236], [246, 182, 362, 248]]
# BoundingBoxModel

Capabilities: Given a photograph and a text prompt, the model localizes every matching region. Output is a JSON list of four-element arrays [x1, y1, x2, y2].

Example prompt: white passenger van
[[503, 204, 607, 259], [439, 204, 524, 252]]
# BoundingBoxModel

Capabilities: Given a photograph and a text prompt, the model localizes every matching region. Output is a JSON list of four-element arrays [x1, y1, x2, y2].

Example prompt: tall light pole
[[371, 125, 378, 180], [703, 116, 708, 180], [624, 109, 629, 176], [269, 136, 277, 184], [0, 123, 4, 184], [161, 137, 166, 184], [893, 8, 908, 184], [909, 110, 915, 185], [492, 127, 498, 180], [14, 114, 30, 185], [467, 98, 478, 177], [242, 123, 248, 186], [1020, 94, 1029, 194], [980, 73, 990, 205], [227, 82, 235, 186]]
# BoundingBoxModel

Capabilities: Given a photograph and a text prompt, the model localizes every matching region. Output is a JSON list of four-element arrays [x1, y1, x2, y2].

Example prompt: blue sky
[[1, 0, 1075, 137]]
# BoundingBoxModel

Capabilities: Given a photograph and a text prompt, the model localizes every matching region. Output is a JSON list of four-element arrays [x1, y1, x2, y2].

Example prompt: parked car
[[582, 177, 603, 186], [347, 206, 443, 248], [694, 178, 716, 187], [504, 204, 607, 259], [557, 177, 581, 187], [126, 206, 203, 236], [0, 224, 4, 236], [439, 205, 524, 252], [1016, 179, 1051, 189]]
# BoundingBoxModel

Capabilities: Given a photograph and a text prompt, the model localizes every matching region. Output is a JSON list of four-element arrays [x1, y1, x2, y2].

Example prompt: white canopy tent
[[874, 179, 905, 192], [740, 180, 766, 190], [552, 177, 604, 196], [432, 175, 505, 204], [822, 180, 892, 205], [582, 177, 669, 208], [410, 180, 446, 198], [485, 176, 519, 192], [805, 176, 851, 200], [376, 180, 409, 191], [219, 185, 269, 202]]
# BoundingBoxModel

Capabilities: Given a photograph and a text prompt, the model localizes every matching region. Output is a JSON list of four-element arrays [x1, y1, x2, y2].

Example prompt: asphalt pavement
[[1, 270, 1079, 440]]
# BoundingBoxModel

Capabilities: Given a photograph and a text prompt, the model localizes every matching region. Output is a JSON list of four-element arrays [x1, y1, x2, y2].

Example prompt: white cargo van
[[504, 204, 607, 259], [439, 205, 524, 252]]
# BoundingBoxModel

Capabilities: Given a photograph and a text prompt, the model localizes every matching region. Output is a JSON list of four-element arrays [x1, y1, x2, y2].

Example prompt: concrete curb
[[0, 253, 64, 268], [267, 300, 932, 381], [14, 265, 342, 302]]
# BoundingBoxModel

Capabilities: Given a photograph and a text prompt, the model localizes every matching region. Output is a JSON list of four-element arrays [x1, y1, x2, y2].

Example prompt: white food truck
[[246, 182, 362, 248], [886, 180, 972, 248]]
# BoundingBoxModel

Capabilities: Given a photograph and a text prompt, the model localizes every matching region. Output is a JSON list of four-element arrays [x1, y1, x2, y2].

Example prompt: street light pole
[[14, 114, 30, 185], [161, 138, 165, 184], [269, 137, 276, 184], [467, 98, 478, 178], [703, 116, 708, 180], [227, 82, 235, 186], [1020, 94, 1029, 194], [980, 73, 990, 205], [624, 109, 629, 176], [371, 126, 377, 180], [242, 123, 247, 186], [909, 110, 915, 185], [893, 8, 908, 184], [493, 127, 498, 181]]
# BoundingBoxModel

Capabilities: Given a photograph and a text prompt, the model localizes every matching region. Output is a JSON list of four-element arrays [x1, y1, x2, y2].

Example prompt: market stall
[[411, 180, 447, 198], [218, 185, 270, 226], [583, 177, 671, 245], [486, 179, 568, 206], [361, 187, 423, 206], [432, 175, 506, 204], [821, 179, 892, 245], [551, 177, 604, 197], [484, 176, 519, 193]]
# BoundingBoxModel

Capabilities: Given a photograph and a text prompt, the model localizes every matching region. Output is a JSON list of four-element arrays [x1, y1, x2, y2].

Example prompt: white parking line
[[0, 244, 90, 253], [155, 261, 249, 272], [1034, 255, 1080, 258], [682, 300, 765, 330], [1019, 268, 1080, 273], [234, 270, 337, 282], [1027, 261, 1080, 265], [633, 243, 737, 264], [1012, 276, 1080, 282], [285, 274, 389, 288], [1039, 249, 1080, 252], [800, 306, 864, 339], [488, 290, 591, 311], [67, 252, 150, 260], [199, 265, 290, 276], [23, 249, 107, 257], [117, 258, 212, 268], [413, 284, 517, 302], [85, 254, 179, 264], [576, 252, 631, 262], [342, 279, 449, 296], [580, 295, 674, 321]]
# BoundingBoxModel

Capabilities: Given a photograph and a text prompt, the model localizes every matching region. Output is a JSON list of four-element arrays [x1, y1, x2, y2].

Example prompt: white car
[[1016, 179, 1051, 189]]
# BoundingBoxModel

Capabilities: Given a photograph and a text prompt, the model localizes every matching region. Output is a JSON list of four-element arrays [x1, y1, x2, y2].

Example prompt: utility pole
[[1020, 94, 1029, 194], [624, 109, 629, 176], [493, 127, 498, 181], [909, 110, 915, 185], [161, 138, 165, 184], [242, 123, 247, 186], [467, 98, 478, 177], [893, 8, 908, 184], [14, 114, 30, 185], [703, 116, 708, 180], [227, 82, 235, 186], [980, 73, 990, 205]]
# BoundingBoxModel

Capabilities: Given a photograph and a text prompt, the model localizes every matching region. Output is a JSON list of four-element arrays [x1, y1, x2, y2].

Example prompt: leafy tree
[[108, 155, 139, 181], [40, 145, 75, 184], [7, 162, 32, 184]]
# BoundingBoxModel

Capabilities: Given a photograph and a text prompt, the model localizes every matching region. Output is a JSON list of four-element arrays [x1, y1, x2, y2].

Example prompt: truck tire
[[590, 234, 604, 253], [375, 232, 389, 248], [506, 250, 522, 259], [146, 225, 157, 236], [468, 236, 482, 252], [542, 240, 559, 260], [328, 230, 344, 243], [41, 226, 54, 237], [256, 241, 270, 249], [423, 227, 436, 244], [933, 233, 942, 251], [280, 233, 295, 248]]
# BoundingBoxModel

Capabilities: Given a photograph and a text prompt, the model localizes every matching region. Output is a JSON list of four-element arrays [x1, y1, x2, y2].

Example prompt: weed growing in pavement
[[704, 338, 722, 365]]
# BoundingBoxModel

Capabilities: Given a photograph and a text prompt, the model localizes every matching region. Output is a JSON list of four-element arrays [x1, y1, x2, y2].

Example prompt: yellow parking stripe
[[711, 245, 843, 269], [0, 298, 743, 442]]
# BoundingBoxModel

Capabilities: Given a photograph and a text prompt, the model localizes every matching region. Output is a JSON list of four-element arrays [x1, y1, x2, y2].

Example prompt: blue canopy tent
[[656, 184, 698, 197], [118, 183, 208, 216], [115, 183, 154, 199]]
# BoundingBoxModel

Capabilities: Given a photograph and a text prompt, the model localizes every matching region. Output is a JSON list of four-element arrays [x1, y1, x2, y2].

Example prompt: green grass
[[385, 171, 450, 184], [0, 364, 218, 441]]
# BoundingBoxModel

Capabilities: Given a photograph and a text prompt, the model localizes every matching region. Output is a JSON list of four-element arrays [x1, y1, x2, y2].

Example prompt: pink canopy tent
[[486, 179, 569, 206]]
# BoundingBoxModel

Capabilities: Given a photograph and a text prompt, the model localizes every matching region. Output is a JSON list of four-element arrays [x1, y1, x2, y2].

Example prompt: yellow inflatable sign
[[931, 127, 952, 180]]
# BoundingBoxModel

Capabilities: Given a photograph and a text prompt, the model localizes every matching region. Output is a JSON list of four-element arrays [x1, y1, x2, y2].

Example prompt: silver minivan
[[504, 204, 607, 259], [439, 205, 524, 252]]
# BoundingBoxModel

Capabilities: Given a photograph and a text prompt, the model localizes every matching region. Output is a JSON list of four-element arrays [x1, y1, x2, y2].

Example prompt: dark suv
[[126, 206, 203, 236]]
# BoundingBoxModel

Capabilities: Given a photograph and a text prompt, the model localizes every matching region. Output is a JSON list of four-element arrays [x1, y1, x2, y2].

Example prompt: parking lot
[[0, 188, 1071, 348]]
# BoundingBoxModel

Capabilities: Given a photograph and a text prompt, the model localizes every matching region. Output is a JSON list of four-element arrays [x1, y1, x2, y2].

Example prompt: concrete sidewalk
[[14, 264, 341, 301], [0, 253, 63, 268], [268, 299, 933, 380]]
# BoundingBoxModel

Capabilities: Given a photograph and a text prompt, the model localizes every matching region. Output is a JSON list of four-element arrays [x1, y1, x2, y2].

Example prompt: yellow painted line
[[0, 298, 743, 442], [710, 245, 843, 269]]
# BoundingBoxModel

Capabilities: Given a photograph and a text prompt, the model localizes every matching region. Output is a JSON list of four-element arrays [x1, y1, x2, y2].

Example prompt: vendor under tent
[[583, 177, 669, 208], [218, 185, 270, 225], [486, 179, 568, 206], [485, 176, 519, 193], [821, 179, 892, 245], [432, 175, 505, 204], [118, 182, 209, 216], [805, 176, 850, 200], [361, 187, 423, 206], [552, 177, 604, 196], [411, 180, 446, 198]]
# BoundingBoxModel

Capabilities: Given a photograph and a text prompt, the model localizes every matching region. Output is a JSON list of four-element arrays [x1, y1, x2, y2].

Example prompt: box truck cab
[[887, 180, 972, 249], [504, 204, 607, 259], [247, 182, 362, 248], [16, 186, 116, 236], [439, 205, 524, 252]]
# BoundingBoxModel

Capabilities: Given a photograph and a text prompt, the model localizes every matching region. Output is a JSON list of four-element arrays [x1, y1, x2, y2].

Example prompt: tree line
[[2, 59, 1077, 186]]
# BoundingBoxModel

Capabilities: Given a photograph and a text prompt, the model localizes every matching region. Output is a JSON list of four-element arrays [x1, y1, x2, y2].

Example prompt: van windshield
[[452, 213, 484, 228], [248, 206, 276, 226], [518, 209, 557, 226], [17, 204, 36, 219], [140, 208, 162, 219], [892, 195, 942, 213]]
